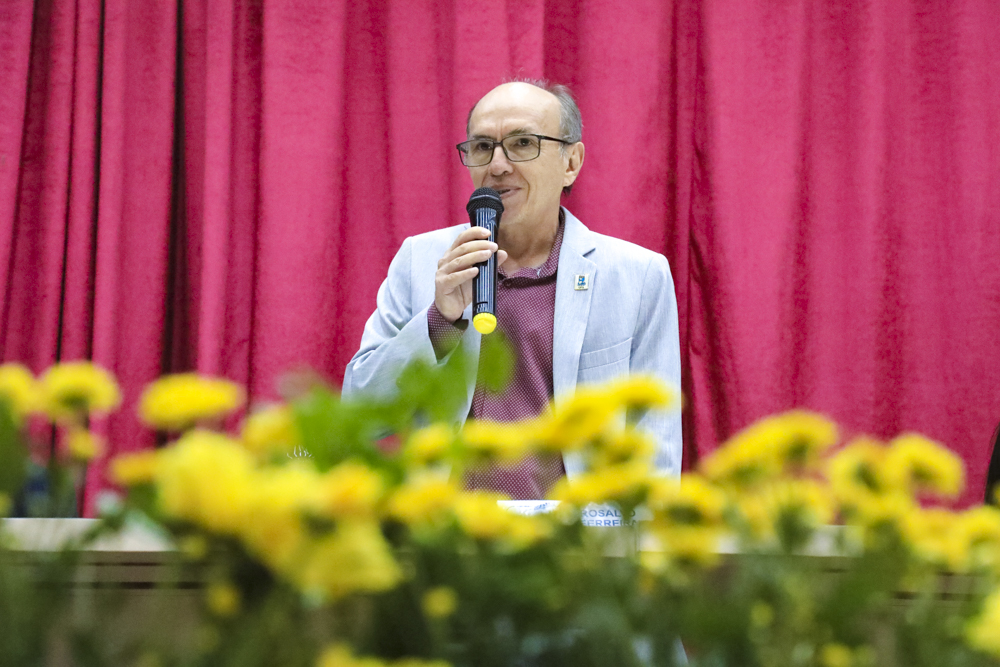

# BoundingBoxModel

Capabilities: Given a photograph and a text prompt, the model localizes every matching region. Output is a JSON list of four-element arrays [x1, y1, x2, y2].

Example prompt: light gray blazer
[[343, 208, 682, 478]]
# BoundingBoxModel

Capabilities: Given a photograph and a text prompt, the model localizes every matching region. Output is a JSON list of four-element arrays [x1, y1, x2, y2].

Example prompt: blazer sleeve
[[342, 237, 439, 399], [630, 253, 683, 477]]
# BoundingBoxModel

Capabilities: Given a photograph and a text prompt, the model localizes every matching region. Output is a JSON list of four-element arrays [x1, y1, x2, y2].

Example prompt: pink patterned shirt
[[427, 218, 566, 499]]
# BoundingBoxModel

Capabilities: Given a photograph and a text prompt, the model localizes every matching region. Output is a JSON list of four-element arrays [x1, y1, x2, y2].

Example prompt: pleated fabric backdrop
[[1, 0, 998, 513]]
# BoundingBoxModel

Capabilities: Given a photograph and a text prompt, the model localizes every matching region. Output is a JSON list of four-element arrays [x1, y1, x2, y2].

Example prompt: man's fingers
[[437, 266, 478, 289], [496, 249, 509, 267], [439, 240, 497, 267], [446, 226, 492, 252]]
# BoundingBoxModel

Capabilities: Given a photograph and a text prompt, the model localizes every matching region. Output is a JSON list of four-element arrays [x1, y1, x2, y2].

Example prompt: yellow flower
[[154, 430, 256, 534], [38, 361, 120, 422], [956, 506, 1000, 572], [139, 374, 244, 431], [241, 404, 298, 457], [967, 589, 1000, 658], [739, 479, 834, 549], [292, 520, 402, 601], [314, 462, 384, 519], [0, 363, 37, 420], [705, 411, 837, 489], [701, 429, 777, 490], [387, 475, 460, 526], [648, 475, 726, 528], [606, 375, 676, 411], [592, 429, 656, 469], [884, 434, 964, 499], [422, 586, 458, 618], [826, 437, 899, 511], [110, 450, 160, 486], [648, 524, 723, 569], [819, 643, 854, 667], [239, 463, 321, 570], [205, 581, 241, 617], [534, 388, 619, 452], [65, 427, 104, 462], [461, 420, 532, 462], [548, 460, 654, 507], [903, 507, 963, 569], [452, 492, 551, 548], [404, 423, 455, 465]]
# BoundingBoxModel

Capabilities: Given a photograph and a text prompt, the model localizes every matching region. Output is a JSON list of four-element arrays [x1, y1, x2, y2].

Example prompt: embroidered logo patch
[[574, 274, 590, 291]]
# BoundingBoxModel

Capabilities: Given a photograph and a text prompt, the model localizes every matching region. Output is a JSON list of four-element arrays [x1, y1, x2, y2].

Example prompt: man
[[343, 80, 681, 498]]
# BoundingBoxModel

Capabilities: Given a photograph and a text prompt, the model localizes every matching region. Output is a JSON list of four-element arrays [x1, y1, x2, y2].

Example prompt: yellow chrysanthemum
[[241, 404, 298, 457], [826, 437, 900, 512], [65, 427, 104, 462], [139, 373, 244, 431], [0, 363, 37, 419], [903, 507, 963, 569], [884, 434, 964, 499], [954, 506, 1000, 572], [592, 429, 656, 469], [110, 450, 160, 486], [534, 388, 619, 452], [606, 375, 676, 411], [461, 420, 532, 462], [205, 581, 241, 617], [705, 412, 837, 489], [292, 520, 402, 601], [967, 589, 1000, 658], [314, 461, 384, 519], [648, 475, 726, 528], [239, 464, 317, 571], [649, 525, 723, 569], [387, 475, 460, 526], [700, 423, 782, 490], [404, 423, 455, 465], [422, 586, 458, 618], [739, 479, 834, 549], [154, 430, 257, 534], [37, 361, 120, 422], [548, 460, 654, 507], [452, 492, 551, 547]]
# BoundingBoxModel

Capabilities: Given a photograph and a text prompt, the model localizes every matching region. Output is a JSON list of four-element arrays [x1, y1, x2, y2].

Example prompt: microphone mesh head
[[467, 187, 504, 216]]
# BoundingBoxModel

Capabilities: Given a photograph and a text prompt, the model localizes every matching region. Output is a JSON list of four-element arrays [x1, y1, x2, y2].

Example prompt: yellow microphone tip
[[473, 313, 497, 334]]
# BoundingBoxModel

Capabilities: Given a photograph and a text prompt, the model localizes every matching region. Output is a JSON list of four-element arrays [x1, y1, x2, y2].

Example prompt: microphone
[[466, 187, 504, 335]]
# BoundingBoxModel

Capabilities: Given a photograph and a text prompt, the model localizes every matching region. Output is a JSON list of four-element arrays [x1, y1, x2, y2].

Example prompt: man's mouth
[[494, 187, 517, 198]]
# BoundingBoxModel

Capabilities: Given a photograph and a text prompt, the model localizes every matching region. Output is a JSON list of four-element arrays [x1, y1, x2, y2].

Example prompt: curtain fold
[[1, 0, 998, 513]]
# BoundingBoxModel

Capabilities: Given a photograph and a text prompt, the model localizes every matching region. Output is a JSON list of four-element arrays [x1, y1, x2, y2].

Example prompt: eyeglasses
[[456, 134, 573, 167]]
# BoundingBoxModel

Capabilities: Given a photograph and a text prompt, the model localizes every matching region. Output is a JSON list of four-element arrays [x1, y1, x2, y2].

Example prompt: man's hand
[[434, 226, 508, 322]]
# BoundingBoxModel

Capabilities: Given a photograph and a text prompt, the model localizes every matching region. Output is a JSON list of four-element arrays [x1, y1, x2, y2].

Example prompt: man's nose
[[488, 145, 513, 175]]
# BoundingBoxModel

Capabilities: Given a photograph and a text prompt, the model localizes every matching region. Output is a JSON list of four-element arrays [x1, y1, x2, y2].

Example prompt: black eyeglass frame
[[456, 134, 573, 167]]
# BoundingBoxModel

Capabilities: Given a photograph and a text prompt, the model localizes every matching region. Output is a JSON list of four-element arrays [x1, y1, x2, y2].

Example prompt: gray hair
[[465, 77, 583, 194]]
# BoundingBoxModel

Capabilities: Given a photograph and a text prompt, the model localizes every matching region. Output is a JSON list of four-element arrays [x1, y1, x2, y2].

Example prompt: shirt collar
[[499, 209, 565, 281]]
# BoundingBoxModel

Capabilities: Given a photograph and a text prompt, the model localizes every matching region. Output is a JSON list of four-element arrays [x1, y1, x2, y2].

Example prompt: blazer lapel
[[552, 209, 597, 402]]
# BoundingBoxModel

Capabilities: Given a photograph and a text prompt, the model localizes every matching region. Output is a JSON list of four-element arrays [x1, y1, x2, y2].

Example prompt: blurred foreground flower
[[139, 373, 244, 430], [37, 361, 120, 422], [0, 363, 37, 420]]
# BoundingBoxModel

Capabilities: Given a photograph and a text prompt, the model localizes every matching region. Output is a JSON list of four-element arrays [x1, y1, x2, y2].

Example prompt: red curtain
[[1, 0, 998, 513]]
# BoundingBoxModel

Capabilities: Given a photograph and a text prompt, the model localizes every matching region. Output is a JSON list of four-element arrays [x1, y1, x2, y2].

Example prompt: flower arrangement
[[2, 354, 1000, 666]]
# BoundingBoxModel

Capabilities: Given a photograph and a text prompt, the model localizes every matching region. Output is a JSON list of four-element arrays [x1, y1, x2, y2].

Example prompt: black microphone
[[466, 187, 504, 334]]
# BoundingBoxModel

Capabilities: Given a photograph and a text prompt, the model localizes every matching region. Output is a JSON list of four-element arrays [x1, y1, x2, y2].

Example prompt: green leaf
[[0, 402, 27, 500]]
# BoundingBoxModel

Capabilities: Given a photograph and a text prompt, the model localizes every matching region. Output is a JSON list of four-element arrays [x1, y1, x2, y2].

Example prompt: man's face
[[466, 83, 582, 234]]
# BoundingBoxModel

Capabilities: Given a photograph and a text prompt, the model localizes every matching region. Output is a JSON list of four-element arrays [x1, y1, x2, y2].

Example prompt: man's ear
[[563, 142, 585, 188]]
